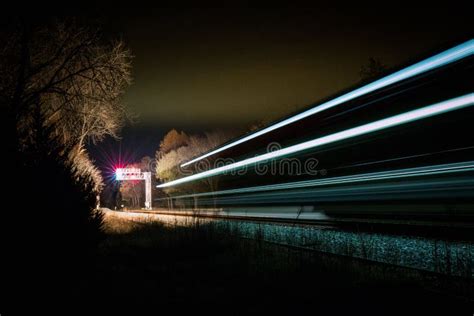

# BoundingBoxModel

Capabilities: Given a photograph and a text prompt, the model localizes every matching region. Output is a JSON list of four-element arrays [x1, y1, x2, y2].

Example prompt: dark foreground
[[77, 212, 473, 314]]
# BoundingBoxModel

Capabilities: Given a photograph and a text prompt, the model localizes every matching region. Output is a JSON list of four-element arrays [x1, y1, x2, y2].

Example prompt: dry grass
[[87, 209, 473, 313], [102, 209, 144, 234]]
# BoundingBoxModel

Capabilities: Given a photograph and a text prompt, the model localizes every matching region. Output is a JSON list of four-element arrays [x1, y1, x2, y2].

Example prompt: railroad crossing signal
[[115, 168, 152, 210]]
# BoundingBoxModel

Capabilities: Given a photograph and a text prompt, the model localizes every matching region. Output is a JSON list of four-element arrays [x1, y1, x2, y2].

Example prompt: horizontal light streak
[[156, 161, 474, 200], [158, 94, 474, 188], [191, 179, 474, 204], [181, 39, 474, 167]]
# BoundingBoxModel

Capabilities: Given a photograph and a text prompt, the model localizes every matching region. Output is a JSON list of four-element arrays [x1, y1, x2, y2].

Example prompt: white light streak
[[158, 94, 474, 188], [160, 161, 474, 200], [181, 40, 474, 167]]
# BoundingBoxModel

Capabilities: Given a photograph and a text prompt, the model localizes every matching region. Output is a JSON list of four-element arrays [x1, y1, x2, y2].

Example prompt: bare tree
[[0, 20, 132, 190], [158, 129, 189, 156], [69, 146, 104, 193], [186, 132, 233, 193], [139, 156, 153, 172], [155, 130, 238, 208]]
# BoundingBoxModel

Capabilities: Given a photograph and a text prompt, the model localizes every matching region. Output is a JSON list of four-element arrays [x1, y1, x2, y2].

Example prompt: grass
[[76, 211, 474, 314]]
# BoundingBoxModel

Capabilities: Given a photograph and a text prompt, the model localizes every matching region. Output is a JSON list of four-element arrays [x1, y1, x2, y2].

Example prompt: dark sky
[[97, 6, 471, 130], [55, 5, 470, 162]]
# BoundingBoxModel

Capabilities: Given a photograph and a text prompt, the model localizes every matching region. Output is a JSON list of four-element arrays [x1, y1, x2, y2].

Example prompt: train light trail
[[160, 161, 474, 200], [157, 93, 474, 188], [180, 40, 474, 168]]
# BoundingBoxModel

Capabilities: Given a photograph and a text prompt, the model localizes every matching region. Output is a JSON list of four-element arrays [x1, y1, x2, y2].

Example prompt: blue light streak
[[160, 161, 474, 199], [158, 94, 474, 188]]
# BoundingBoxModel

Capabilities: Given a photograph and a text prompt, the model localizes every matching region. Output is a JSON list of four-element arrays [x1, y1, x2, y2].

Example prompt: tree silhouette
[[159, 129, 189, 156], [359, 57, 389, 82], [0, 19, 132, 190], [0, 19, 128, 304], [155, 130, 237, 208]]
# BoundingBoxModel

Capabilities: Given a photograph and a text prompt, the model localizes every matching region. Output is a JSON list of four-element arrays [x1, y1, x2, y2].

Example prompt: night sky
[[69, 5, 471, 162], [102, 7, 471, 126]]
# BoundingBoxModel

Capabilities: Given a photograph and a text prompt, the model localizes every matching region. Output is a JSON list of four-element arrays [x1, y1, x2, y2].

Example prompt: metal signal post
[[115, 168, 152, 210]]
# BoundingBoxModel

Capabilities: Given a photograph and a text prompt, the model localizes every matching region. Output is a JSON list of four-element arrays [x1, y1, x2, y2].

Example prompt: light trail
[[187, 180, 474, 204], [180, 39, 474, 168], [156, 161, 474, 200], [158, 94, 474, 188], [333, 145, 474, 170], [190, 179, 474, 204]]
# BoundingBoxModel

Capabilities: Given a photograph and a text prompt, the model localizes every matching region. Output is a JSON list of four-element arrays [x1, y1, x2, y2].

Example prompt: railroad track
[[113, 208, 474, 242]]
